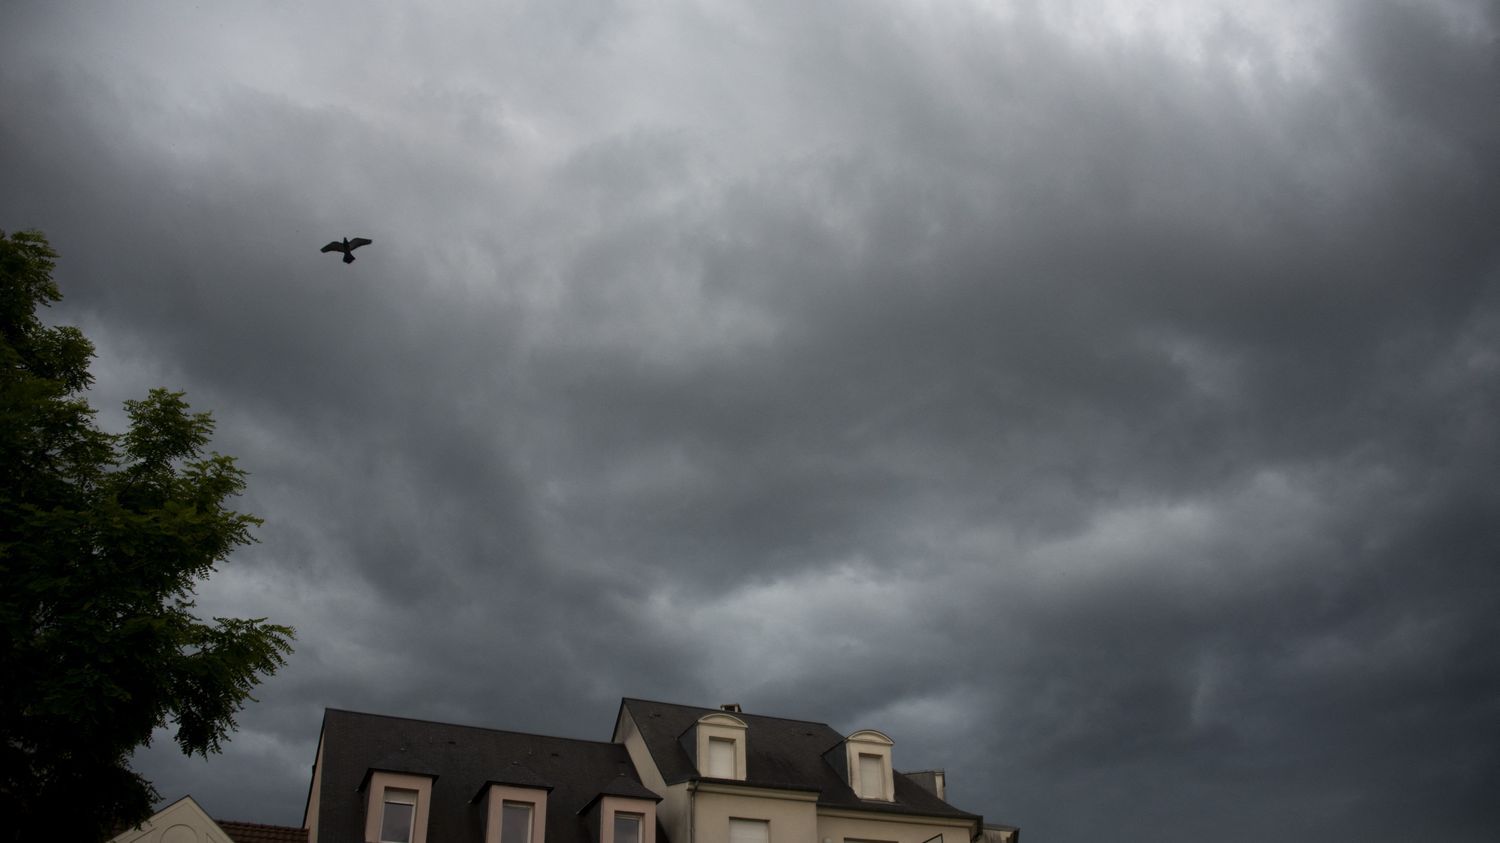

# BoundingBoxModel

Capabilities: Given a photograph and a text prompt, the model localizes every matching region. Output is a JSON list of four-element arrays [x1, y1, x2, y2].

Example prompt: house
[[109, 795, 307, 843], [300, 699, 1015, 843]]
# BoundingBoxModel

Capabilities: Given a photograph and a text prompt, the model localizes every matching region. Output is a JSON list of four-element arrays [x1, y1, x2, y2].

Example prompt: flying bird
[[321, 237, 373, 264]]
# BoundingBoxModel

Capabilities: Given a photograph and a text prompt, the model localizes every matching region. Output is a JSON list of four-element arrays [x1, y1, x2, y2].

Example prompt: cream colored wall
[[616, 709, 692, 843], [108, 796, 234, 843], [304, 732, 325, 843], [614, 709, 975, 843], [691, 789, 818, 843], [816, 812, 973, 843]]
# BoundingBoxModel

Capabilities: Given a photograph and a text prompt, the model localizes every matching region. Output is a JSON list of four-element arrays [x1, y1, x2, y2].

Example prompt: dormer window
[[362, 771, 434, 843], [613, 812, 643, 843], [502, 802, 533, 843], [857, 755, 884, 799], [689, 712, 748, 781], [708, 737, 736, 778], [581, 791, 660, 843], [478, 782, 552, 843], [844, 730, 895, 802], [381, 789, 417, 843]]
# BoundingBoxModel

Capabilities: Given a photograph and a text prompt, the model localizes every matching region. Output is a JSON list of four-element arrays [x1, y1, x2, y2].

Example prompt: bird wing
[[348, 238, 373, 250], [321, 241, 346, 253]]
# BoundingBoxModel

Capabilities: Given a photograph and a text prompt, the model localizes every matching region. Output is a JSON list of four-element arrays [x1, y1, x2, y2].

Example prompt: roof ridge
[[216, 819, 305, 829], [620, 697, 837, 730], [323, 707, 624, 748]]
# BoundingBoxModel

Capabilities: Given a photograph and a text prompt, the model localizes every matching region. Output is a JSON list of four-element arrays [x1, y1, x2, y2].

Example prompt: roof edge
[[324, 707, 624, 749]]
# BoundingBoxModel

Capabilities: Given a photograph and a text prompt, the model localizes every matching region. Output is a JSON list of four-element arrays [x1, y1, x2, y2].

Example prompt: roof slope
[[217, 819, 309, 843], [315, 709, 659, 843], [620, 698, 980, 821]]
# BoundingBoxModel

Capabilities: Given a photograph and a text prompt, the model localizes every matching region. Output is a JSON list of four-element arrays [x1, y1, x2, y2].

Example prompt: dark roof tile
[[620, 699, 979, 822], [315, 709, 658, 843]]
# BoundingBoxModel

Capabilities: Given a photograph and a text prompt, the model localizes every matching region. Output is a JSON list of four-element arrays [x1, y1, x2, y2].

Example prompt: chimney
[[906, 770, 946, 801], [720, 703, 742, 713]]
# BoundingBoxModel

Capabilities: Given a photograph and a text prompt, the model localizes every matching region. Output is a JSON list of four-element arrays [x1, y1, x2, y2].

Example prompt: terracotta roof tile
[[216, 819, 309, 843]]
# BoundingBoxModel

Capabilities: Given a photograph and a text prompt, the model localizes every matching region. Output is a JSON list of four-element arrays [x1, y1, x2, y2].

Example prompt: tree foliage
[[0, 229, 294, 840]]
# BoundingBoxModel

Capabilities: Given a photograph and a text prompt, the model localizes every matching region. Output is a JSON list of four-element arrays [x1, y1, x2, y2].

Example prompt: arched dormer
[[682, 712, 748, 780], [845, 729, 894, 801]]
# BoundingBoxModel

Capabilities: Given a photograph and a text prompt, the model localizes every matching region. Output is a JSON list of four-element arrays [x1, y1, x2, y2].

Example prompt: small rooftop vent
[[720, 703, 742, 713]]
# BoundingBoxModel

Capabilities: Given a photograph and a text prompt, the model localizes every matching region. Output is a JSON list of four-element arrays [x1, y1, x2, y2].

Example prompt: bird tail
[[344, 253, 356, 264]]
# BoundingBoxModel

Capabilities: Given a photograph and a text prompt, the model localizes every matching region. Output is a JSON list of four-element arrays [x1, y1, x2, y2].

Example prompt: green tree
[[0, 229, 294, 841]]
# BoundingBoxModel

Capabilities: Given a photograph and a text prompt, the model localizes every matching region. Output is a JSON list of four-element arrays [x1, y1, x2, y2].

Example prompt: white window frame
[[484, 784, 549, 843], [501, 801, 534, 843], [380, 789, 417, 843], [729, 817, 770, 843], [707, 736, 737, 778], [600, 796, 656, 843], [858, 754, 885, 800], [364, 772, 433, 843], [613, 812, 644, 843]]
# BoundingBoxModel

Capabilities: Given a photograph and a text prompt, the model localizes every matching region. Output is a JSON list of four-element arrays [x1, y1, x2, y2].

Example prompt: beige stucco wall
[[615, 708, 973, 843], [616, 708, 693, 843], [304, 732, 325, 843], [108, 796, 235, 843], [815, 812, 974, 843], [691, 788, 818, 843]]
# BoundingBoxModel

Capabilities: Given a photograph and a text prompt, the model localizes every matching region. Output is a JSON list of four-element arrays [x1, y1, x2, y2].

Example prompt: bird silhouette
[[321, 237, 373, 264]]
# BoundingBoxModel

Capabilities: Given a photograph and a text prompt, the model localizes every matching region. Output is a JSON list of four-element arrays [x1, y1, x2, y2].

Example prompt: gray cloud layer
[[4, 1, 1498, 840]]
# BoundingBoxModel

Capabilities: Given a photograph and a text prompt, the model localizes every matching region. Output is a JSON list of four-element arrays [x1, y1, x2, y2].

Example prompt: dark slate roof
[[618, 699, 981, 822], [217, 820, 309, 843], [314, 709, 664, 843]]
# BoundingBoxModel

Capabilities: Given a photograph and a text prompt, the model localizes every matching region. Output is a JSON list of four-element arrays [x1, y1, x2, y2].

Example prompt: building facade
[[300, 699, 1014, 843]]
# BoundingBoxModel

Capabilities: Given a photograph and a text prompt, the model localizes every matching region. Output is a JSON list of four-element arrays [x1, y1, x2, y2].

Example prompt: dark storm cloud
[[3, 0, 1498, 840]]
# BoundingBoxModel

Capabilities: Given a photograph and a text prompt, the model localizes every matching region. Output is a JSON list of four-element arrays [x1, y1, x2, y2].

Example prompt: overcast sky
[[4, 1, 1499, 840]]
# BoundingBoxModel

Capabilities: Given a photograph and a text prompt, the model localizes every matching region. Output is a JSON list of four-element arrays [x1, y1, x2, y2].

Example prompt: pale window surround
[[844, 730, 894, 802], [482, 784, 550, 843], [599, 796, 657, 843], [729, 818, 770, 843], [693, 712, 748, 781], [364, 772, 434, 843], [708, 737, 736, 778], [614, 813, 643, 843], [857, 755, 884, 800], [503, 803, 533, 843], [382, 790, 417, 843]]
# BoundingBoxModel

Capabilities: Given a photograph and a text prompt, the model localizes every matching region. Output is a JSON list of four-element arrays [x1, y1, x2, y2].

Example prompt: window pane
[[708, 737, 736, 778], [859, 754, 884, 799], [729, 819, 769, 843], [381, 800, 414, 843], [614, 813, 642, 843], [503, 802, 533, 843]]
